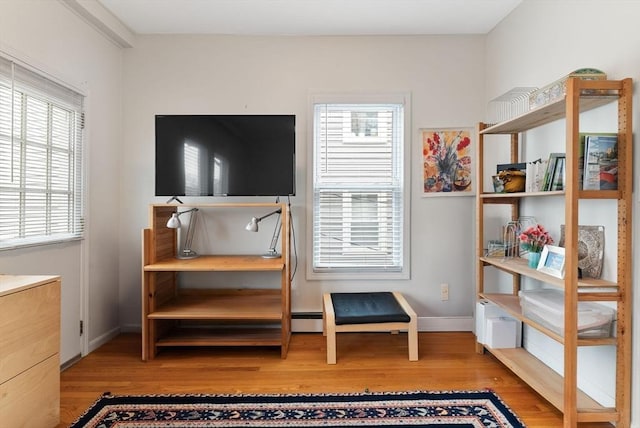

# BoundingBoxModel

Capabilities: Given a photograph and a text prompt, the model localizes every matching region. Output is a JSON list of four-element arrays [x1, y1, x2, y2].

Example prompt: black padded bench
[[322, 291, 418, 364]]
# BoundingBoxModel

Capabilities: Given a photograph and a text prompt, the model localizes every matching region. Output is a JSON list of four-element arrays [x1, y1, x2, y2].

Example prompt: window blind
[[0, 55, 85, 249], [312, 103, 404, 272]]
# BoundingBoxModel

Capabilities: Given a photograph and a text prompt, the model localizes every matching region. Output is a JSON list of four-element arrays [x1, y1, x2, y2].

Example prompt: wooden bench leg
[[393, 292, 419, 361], [407, 319, 418, 361], [326, 324, 337, 364], [323, 293, 337, 364], [322, 296, 327, 337]]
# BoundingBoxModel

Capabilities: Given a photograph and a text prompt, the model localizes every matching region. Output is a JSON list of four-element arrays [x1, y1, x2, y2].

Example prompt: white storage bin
[[519, 289, 614, 338], [476, 300, 522, 346], [485, 317, 517, 348]]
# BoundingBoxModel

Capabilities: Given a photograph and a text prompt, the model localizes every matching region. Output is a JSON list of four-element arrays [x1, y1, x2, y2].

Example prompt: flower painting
[[422, 128, 473, 195]]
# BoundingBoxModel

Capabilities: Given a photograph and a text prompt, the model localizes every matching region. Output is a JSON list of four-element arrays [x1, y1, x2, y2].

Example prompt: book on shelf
[[582, 133, 618, 190], [578, 134, 586, 190], [550, 155, 566, 191], [542, 152, 564, 191], [525, 158, 547, 192]]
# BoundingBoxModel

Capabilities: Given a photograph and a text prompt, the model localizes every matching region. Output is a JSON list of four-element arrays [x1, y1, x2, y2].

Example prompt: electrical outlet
[[440, 283, 449, 301]]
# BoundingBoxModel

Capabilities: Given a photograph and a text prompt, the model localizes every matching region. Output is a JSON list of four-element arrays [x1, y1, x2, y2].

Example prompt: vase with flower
[[519, 224, 554, 268], [423, 130, 472, 192]]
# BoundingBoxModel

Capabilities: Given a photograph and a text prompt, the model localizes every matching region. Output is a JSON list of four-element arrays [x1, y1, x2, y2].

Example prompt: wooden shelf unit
[[142, 202, 292, 360], [475, 78, 632, 427]]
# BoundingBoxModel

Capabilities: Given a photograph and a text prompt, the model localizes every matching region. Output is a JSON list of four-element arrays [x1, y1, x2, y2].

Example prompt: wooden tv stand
[[141, 203, 291, 360]]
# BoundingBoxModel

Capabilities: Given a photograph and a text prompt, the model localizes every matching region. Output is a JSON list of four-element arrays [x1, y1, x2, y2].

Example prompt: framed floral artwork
[[421, 128, 474, 196]]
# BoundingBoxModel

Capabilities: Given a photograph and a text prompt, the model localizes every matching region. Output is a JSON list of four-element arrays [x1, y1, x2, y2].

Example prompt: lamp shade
[[166, 213, 181, 228], [245, 217, 259, 232]]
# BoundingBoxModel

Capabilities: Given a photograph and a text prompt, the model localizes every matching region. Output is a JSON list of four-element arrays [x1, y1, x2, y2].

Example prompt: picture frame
[[537, 244, 566, 278], [421, 127, 474, 196]]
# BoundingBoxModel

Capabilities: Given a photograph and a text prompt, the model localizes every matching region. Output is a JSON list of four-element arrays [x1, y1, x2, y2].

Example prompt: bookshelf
[[475, 78, 632, 427]]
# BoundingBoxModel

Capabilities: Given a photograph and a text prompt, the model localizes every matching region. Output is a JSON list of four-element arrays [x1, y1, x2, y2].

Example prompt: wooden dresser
[[0, 275, 61, 427]]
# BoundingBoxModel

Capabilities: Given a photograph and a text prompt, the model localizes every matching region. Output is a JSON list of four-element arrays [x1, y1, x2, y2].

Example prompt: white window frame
[[0, 55, 85, 250], [307, 92, 411, 280]]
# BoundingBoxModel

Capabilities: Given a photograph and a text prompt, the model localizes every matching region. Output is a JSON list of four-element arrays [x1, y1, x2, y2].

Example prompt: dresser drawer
[[0, 354, 60, 428], [0, 279, 60, 384]]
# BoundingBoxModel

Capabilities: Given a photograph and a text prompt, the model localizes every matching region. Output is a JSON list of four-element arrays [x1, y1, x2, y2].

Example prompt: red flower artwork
[[423, 129, 472, 193]]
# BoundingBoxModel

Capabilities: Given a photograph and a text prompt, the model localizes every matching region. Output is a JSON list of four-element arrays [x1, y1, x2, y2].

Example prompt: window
[[0, 56, 85, 249], [183, 140, 201, 195], [310, 95, 409, 278]]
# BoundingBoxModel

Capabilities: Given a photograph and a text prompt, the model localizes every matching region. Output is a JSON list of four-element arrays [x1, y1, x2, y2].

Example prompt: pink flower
[[519, 224, 553, 253]]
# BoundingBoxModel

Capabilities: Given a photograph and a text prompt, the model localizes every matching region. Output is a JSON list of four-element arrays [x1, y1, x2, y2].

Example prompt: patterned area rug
[[70, 390, 525, 427]]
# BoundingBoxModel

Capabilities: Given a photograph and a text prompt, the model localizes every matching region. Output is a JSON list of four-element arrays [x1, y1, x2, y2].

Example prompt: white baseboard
[[292, 318, 324, 332], [88, 326, 121, 354], [292, 316, 474, 333], [418, 316, 474, 332]]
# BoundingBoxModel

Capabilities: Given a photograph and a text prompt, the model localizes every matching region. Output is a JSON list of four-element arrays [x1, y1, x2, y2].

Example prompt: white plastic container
[[519, 289, 614, 338], [476, 300, 522, 347], [486, 317, 517, 348]]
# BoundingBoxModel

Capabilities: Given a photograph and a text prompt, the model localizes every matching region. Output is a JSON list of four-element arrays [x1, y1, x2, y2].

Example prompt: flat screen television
[[155, 115, 296, 197]]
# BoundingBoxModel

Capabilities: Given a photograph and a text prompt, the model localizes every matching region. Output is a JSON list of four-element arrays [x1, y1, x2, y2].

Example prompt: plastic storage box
[[476, 300, 522, 347], [485, 317, 517, 348], [519, 289, 614, 338]]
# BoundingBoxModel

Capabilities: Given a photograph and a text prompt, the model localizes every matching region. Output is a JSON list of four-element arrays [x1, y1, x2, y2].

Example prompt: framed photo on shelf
[[421, 127, 474, 196], [537, 245, 566, 278]]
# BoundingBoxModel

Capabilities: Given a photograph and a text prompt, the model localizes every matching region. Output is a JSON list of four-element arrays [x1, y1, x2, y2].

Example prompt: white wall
[[118, 34, 486, 331], [0, 0, 123, 363], [486, 0, 640, 424]]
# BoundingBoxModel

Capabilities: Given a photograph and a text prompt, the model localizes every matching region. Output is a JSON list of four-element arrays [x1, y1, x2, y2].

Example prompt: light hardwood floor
[[59, 332, 612, 427]]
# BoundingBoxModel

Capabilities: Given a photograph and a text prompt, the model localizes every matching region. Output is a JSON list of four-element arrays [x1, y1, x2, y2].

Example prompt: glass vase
[[528, 251, 541, 268]]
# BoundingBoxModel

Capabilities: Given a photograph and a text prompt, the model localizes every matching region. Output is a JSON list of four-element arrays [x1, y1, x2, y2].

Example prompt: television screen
[[155, 115, 295, 197]]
